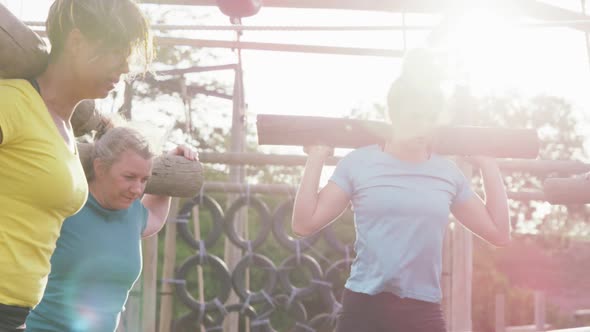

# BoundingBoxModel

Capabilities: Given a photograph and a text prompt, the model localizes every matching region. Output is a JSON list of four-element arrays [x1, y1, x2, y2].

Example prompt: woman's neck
[[35, 60, 81, 121], [383, 139, 430, 163], [88, 180, 107, 208]]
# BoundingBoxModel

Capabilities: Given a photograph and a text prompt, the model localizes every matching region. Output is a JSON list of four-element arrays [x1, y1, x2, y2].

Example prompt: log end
[[145, 155, 204, 197]]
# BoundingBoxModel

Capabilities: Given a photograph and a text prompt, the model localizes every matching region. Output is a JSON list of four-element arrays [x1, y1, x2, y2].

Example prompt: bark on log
[[71, 100, 113, 137], [0, 4, 49, 79], [256, 114, 540, 158], [78, 143, 204, 197], [543, 177, 590, 205], [0, 6, 111, 137]]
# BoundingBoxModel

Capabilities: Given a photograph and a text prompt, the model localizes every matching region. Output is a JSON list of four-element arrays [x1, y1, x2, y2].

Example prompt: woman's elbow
[[291, 219, 313, 237], [292, 227, 311, 238]]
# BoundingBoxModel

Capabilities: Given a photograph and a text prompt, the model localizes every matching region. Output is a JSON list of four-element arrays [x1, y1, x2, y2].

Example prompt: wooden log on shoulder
[[543, 177, 590, 205], [71, 100, 113, 137], [0, 3, 49, 79], [256, 114, 540, 159], [78, 143, 204, 197], [0, 6, 113, 137]]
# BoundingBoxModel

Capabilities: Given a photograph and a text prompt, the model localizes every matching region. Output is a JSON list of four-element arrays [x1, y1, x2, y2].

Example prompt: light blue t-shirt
[[330, 145, 473, 303], [26, 194, 148, 332]]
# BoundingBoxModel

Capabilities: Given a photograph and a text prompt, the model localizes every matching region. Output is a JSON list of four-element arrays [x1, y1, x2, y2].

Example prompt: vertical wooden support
[[442, 225, 453, 330], [224, 59, 247, 332], [445, 161, 474, 332], [120, 275, 143, 332], [580, 0, 590, 74], [158, 198, 180, 332], [142, 231, 159, 332], [450, 222, 473, 331], [118, 80, 134, 120], [496, 293, 506, 332], [193, 205, 206, 332], [224, 206, 246, 332], [535, 291, 546, 331]]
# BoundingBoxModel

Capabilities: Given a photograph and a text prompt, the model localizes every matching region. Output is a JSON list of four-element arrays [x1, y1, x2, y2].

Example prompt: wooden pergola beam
[[199, 180, 547, 201], [514, 0, 590, 32], [142, 0, 590, 33], [157, 36, 405, 57], [198, 152, 590, 176], [156, 64, 237, 76], [141, 0, 447, 13]]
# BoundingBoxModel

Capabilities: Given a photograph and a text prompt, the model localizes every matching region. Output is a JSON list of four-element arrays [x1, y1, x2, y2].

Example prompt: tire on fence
[[171, 310, 214, 332], [204, 303, 258, 331], [323, 258, 353, 308], [224, 196, 272, 250], [308, 313, 338, 332], [232, 253, 278, 304], [278, 254, 324, 300], [272, 199, 320, 252], [175, 253, 232, 312], [251, 294, 307, 332], [323, 223, 354, 255], [177, 195, 224, 250]]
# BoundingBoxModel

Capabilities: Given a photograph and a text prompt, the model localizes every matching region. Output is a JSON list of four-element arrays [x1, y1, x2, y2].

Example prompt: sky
[[4, 0, 590, 156]]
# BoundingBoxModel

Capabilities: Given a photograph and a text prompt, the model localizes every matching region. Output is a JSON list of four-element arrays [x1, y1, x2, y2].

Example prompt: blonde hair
[[46, 0, 154, 71], [85, 126, 154, 181]]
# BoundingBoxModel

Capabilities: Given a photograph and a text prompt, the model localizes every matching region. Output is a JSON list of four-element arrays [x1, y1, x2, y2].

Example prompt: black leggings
[[335, 289, 447, 332], [0, 303, 29, 332]]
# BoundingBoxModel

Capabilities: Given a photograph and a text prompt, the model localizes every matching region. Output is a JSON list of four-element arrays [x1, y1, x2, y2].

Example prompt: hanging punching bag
[[216, 0, 262, 18]]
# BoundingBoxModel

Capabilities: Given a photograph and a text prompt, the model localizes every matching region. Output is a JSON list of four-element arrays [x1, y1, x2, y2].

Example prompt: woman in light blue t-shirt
[[26, 127, 198, 332], [292, 50, 511, 332]]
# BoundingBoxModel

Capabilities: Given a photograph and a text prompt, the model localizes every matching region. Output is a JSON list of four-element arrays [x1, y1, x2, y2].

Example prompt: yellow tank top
[[0, 79, 88, 307]]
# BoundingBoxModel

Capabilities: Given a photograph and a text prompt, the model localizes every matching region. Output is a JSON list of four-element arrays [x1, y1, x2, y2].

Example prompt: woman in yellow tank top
[[0, 1, 153, 330]]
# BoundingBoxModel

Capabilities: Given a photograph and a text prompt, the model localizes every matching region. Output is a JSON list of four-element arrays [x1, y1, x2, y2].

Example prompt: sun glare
[[441, 10, 523, 94]]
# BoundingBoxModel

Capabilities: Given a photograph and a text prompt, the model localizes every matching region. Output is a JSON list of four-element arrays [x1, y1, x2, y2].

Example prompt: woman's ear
[[64, 28, 85, 56], [93, 158, 106, 178]]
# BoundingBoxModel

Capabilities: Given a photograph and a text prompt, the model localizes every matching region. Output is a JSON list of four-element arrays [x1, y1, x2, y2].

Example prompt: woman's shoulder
[[429, 154, 470, 178], [0, 78, 32, 89], [343, 144, 381, 159], [0, 79, 35, 100], [135, 199, 150, 218], [336, 144, 381, 168]]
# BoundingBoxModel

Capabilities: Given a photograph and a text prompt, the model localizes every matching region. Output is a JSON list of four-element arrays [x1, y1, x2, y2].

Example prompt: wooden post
[[119, 275, 143, 332], [442, 225, 453, 331], [158, 198, 180, 332], [142, 233, 159, 332], [193, 205, 206, 332], [535, 291, 546, 331], [496, 294, 506, 332], [224, 61, 247, 332], [449, 162, 474, 332], [118, 81, 134, 120]]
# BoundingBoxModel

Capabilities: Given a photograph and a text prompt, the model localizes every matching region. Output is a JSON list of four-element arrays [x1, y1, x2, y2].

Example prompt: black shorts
[[335, 289, 447, 332], [0, 303, 30, 332]]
